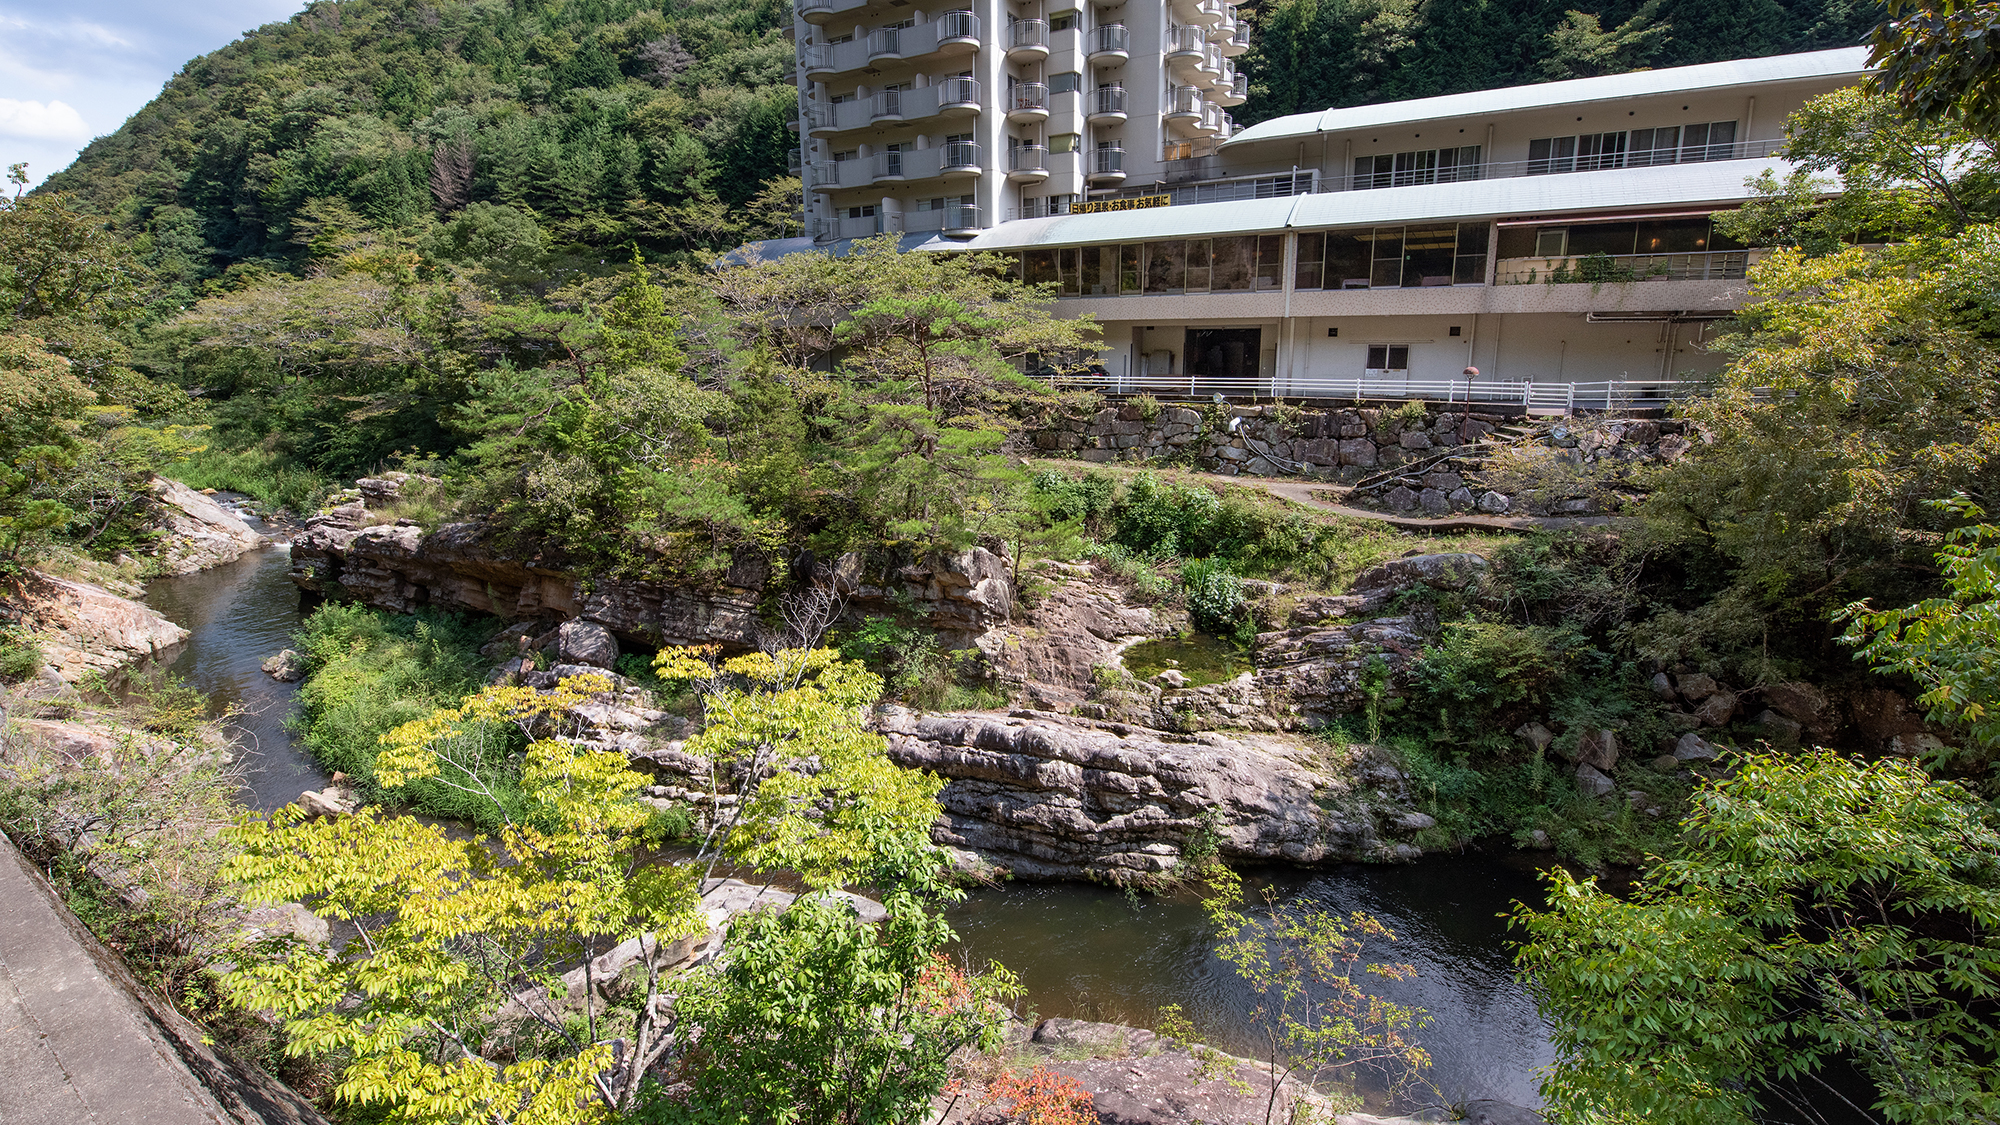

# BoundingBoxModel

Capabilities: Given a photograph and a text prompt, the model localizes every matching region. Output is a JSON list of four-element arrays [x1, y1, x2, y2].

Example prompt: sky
[[0, 1, 306, 187]]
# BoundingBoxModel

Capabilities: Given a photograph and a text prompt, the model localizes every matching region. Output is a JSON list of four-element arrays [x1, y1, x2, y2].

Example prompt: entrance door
[[1185, 327, 1262, 394]]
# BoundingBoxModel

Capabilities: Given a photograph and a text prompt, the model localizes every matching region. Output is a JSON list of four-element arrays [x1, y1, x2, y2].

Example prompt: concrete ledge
[[0, 831, 329, 1125]]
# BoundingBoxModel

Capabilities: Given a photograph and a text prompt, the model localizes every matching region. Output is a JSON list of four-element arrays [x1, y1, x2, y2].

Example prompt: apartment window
[[1365, 345, 1410, 374], [1535, 227, 1567, 256], [833, 150, 856, 162], [915, 197, 947, 211], [1050, 71, 1082, 95], [1297, 222, 1490, 290], [1051, 12, 1077, 30], [830, 91, 855, 104], [1352, 146, 1481, 189], [1529, 121, 1738, 174], [1049, 133, 1080, 153], [1497, 217, 1741, 259], [827, 31, 853, 43], [847, 205, 876, 218]]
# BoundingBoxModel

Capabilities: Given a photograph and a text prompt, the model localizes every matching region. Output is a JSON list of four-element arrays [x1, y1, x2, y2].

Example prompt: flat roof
[[1225, 47, 1872, 149], [958, 156, 1793, 249]]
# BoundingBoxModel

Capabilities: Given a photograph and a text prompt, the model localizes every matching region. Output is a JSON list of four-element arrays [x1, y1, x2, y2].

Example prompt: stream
[[140, 517, 1557, 1112]]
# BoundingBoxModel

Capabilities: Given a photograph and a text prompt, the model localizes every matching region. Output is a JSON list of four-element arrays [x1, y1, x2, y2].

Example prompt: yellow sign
[[1072, 195, 1171, 215]]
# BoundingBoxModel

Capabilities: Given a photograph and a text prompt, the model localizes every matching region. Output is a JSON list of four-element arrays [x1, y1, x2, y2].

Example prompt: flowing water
[[138, 520, 1558, 1110]]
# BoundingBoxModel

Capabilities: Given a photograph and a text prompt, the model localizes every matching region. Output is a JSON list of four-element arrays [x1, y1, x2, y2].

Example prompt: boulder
[[1673, 732, 1718, 761], [1575, 763, 1615, 798], [1572, 728, 1619, 772], [1649, 672, 1677, 702], [1675, 672, 1720, 701], [1476, 490, 1511, 514], [1349, 552, 1490, 596], [1695, 689, 1739, 728], [1337, 438, 1378, 467], [297, 785, 361, 818], [1752, 708, 1803, 745], [1761, 681, 1837, 737], [261, 649, 306, 682], [1419, 488, 1450, 514], [1514, 722, 1555, 753], [149, 477, 269, 575], [1383, 485, 1418, 512], [557, 619, 620, 669]]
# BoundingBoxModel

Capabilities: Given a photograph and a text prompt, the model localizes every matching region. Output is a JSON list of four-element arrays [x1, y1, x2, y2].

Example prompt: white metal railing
[[1090, 85, 1127, 116], [1092, 145, 1126, 175], [1166, 25, 1205, 55], [873, 149, 906, 179], [1090, 23, 1130, 55], [868, 27, 901, 58], [1167, 85, 1203, 118], [945, 203, 982, 231], [798, 0, 836, 13], [937, 9, 979, 41], [1010, 18, 1049, 51], [1495, 250, 1755, 284], [873, 89, 902, 120], [1009, 145, 1048, 174], [939, 76, 981, 106], [1031, 371, 1712, 413], [1011, 82, 1049, 113], [941, 140, 982, 169]]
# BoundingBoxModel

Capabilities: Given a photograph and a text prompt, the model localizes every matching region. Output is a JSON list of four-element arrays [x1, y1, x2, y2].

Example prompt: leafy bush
[[1180, 557, 1245, 635], [1111, 472, 1222, 559], [1402, 621, 1582, 755], [166, 443, 335, 516], [0, 623, 42, 681], [1031, 469, 1116, 526], [290, 603, 513, 827]]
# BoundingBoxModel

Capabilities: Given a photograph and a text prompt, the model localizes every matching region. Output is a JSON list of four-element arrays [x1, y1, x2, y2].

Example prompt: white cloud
[[0, 99, 90, 140]]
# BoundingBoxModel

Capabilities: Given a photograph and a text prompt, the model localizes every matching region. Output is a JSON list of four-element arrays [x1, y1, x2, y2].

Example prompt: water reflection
[[945, 854, 1556, 1110], [141, 505, 329, 811]]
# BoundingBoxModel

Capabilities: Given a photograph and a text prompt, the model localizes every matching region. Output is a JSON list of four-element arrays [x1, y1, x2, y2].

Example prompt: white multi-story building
[[761, 42, 1875, 394], [794, 0, 1249, 241]]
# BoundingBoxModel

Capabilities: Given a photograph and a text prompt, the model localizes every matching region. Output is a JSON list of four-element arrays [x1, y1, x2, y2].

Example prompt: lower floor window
[[1366, 344, 1410, 373]]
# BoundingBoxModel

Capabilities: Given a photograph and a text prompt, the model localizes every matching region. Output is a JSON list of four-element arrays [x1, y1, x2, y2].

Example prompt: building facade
[[766, 42, 1874, 395]]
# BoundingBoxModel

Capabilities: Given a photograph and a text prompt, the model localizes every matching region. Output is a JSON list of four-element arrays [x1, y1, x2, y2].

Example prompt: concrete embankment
[[0, 831, 326, 1125]]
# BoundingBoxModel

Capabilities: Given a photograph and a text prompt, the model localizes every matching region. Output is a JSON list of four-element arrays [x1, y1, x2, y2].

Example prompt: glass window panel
[[1145, 240, 1187, 294], [1186, 239, 1211, 293], [1059, 247, 1081, 296], [1326, 231, 1371, 287], [1079, 246, 1108, 295], [1202, 236, 1251, 292], [1403, 223, 1456, 286], [1366, 344, 1387, 369], [1568, 221, 1637, 257], [1456, 222, 1490, 254], [1370, 226, 1403, 288], [1454, 254, 1487, 285], [1497, 226, 1538, 259], [1024, 249, 1060, 287], [1702, 120, 1736, 159], [1293, 232, 1324, 291], [1255, 234, 1284, 290], [1119, 244, 1141, 293], [1636, 217, 1711, 254], [1534, 227, 1568, 257], [1389, 345, 1409, 369], [1680, 123, 1709, 161]]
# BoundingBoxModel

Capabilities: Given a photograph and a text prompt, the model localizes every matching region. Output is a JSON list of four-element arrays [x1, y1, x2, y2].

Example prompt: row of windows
[[1351, 147, 1483, 189], [1014, 235, 1287, 296], [1527, 121, 1738, 174], [1297, 223, 1490, 289]]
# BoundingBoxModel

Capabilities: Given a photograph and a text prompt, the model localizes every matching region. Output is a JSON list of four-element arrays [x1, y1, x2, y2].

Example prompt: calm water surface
[[140, 511, 1557, 1107]]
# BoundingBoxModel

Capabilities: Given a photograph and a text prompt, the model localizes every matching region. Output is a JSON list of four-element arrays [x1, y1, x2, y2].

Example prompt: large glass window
[[1186, 239, 1211, 293], [1352, 146, 1482, 189], [1059, 247, 1081, 296], [1213, 236, 1256, 291], [1295, 223, 1488, 289], [1024, 249, 1060, 288], [1454, 221, 1490, 284], [1294, 232, 1324, 291], [1145, 240, 1187, 293], [1079, 246, 1112, 295], [1369, 228, 1403, 288], [1530, 122, 1739, 175], [1119, 243, 1141, 293], [1255, 235, 1284, 291]]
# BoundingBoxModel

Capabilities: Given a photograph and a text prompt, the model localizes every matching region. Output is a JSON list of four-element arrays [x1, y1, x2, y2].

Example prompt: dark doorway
[[1185, 327, 1262, 393]]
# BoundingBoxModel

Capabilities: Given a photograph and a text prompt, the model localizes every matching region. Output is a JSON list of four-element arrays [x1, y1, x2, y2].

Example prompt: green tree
[[1872, 0, 2000, 136], [1540, 3, 1673, 80], [1514, 750, 2000, 1125]]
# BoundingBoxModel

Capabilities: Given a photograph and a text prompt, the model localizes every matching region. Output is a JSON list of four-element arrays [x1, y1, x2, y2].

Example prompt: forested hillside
[[42, 0, 800, 285], [1239, 0, 1884, 122]]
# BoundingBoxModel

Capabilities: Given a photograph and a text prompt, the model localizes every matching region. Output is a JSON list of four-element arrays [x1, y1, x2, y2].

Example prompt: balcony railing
[[1009, 18, 1049, 51], [1009, 145, 1048, 173], [1034, 369, 1710, 415], [868, 27, 901, 58], [945, 203, 982, 231], [942, 140, 982, 170], [938, 76, 981, 107], [873, 89, 902, 120], [936, 9, 979, 42], [1090, 85, 1127, 116], [1166, 25, 1205, 55], [1092, 145, 1126, 175], [873, 150, 906, 179], [805, 102, 837, 130], [1495, 250, 1755, 284], [797, 0, 835, 15], [806, 161, 841, 187], [1167, 85, 1203, 118], [1089, 23, 1129, 56], [1011, 82, 1049, 114], [1231, 74, 1248, 99]]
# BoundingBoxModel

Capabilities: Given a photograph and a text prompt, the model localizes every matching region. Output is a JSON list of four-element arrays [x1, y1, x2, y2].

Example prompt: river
[[141, 521, 1557, 1112]]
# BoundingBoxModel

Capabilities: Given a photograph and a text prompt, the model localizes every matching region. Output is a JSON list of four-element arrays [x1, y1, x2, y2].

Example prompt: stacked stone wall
[[1029, 402, 1505, 479]]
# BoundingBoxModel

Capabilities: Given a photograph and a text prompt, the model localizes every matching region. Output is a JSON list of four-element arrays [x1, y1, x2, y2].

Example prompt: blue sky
[[0, 1, 305, 186]]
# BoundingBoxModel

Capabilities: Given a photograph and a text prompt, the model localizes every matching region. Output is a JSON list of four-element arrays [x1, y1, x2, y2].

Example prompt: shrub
[[0, 623, 42, 681], [1180, 557, 1244, 635], [1031, 469, 1116, 527]]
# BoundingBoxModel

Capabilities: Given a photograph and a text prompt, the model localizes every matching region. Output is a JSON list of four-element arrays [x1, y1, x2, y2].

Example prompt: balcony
[[1008, 144, 1049, 183], [1008, 82, 1050, 124], [1089, 145, 1126, 183], [1199, 102, 1224, 136], [937, 75, 981, 114], [873, 149, 908, 182], [786, 148, 802, 174], [805, 101, 838, 133], [1088, 84, 1128, 124], [1165, 25, 1205, 62], [1228, 24, 1251, 53], [1495, 250, 1755, 285], [944, 203, 983, 235], [1195, 0, 1226, 26], [872, 88, 904, 123], [1165, 85, 1203, 123], [1200, 44, 1225, 80], [796, 0, 873, 24], [1088, 22, 1130, 63], [941, 139, 982, 175], [801, 12, 980, 78], [1217, 72, 1247, 106], [1008, 18, 1050, 62]]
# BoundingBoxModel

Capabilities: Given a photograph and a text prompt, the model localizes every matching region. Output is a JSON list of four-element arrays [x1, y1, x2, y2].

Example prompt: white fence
[[1039, 373, 1710, 413]]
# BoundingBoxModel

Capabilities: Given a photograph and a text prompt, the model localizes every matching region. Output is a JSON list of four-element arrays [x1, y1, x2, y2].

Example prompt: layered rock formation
[[879, 708, 1428, 881], [5, 572, 189, 682], [148, 478, 268, 575]]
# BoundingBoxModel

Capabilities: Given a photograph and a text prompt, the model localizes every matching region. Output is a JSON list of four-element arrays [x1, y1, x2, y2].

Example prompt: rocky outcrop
[[4, 572, 188, 682], [879, 708, 1429, 882], [149, 478, 268, 576], [290, 488, 1018, 650], [977, 563, 1184, 709]]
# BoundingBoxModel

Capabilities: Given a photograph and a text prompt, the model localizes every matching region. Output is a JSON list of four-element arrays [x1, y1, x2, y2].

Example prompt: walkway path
[[0, 831, 327, 1124], [1210, 475, 1615, 533]]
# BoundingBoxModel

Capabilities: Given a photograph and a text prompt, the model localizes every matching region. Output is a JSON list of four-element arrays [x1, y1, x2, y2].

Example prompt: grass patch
[[168, 442, 337, 516], [290, 602, 518, 827]]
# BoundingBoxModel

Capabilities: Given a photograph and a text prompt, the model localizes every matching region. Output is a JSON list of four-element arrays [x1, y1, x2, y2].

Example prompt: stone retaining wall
[[1029, 402, 1507, 478]]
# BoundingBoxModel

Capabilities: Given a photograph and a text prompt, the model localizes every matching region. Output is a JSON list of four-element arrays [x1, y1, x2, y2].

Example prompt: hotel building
[[767, 27, 1873, 396]]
